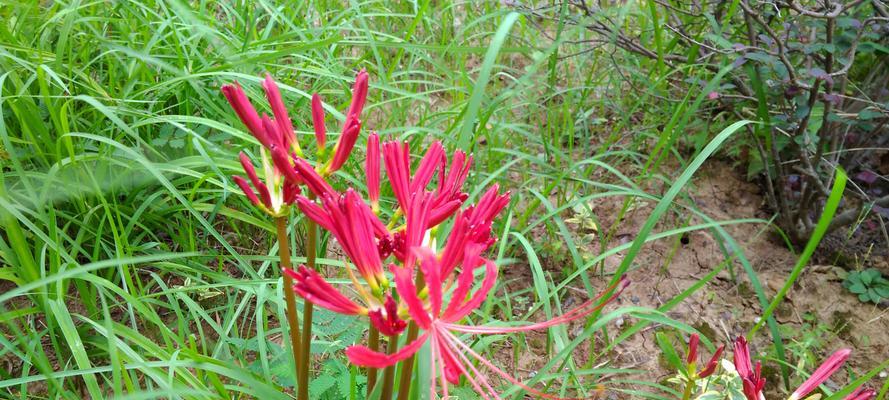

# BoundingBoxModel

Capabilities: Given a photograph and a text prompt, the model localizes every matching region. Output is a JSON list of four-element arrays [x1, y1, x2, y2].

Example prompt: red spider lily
[[684, 333, 724, 379], [222, 75, 298, 154], [845, 388, 877, 400], [733, 337, 766, 400], [789, 348, 851, 400], [311, 93, 326, 149], [223, 71, 368, 183], [438, 185, 509, 276], [282, 263, 407, 336], [734, 337, 855, 400], [293, 189, 389, 292], [345, 246, 629, 399], [326, 70, 368, 174], [222, 75, 309, 216], [284, 265, 366, 315], [366, 132, 381, 211], [381, 139, 470, 222], [232, 150, 299, 216], [696, 345, 724, 378]]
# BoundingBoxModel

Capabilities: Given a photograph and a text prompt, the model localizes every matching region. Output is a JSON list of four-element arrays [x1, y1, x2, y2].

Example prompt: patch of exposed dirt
[[496, 161, 889, 398]]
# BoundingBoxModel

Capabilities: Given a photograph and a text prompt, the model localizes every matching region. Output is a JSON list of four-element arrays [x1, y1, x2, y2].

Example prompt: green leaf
[[656, 332, 684, 372], [858, 109, 883, 120], [749, 168, 847, 338], [848, 283, 867, 294], [868, 289, 881, 303], [861, 270, 875, 285]]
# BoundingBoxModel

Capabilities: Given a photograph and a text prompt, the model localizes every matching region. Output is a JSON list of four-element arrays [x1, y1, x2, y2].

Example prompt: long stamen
[[441, 329, 566, 400], [444, 277, 628, 334], [437, 327, 500, 400]]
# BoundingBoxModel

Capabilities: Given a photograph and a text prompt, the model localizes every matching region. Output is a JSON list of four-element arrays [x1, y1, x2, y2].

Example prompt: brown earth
[[495, 161, 889, 399]]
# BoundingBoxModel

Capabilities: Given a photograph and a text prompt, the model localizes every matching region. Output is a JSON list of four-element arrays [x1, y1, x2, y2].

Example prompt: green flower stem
[[367, 325, 380, 394], [395, 273, 425, 400], [380, 334, 400, 400], [275, 217, 302, 386], [297, 212, 318, 400]]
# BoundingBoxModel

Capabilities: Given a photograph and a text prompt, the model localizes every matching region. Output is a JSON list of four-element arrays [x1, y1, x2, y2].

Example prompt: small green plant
[[843, 268, 889, 304]]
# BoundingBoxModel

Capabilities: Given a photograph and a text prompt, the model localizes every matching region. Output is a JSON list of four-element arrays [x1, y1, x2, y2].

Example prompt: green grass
[[0, 1, 883, 399]]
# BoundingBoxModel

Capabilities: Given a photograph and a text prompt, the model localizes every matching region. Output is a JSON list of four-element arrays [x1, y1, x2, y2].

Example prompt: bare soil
[[496, 161, 889, 398]]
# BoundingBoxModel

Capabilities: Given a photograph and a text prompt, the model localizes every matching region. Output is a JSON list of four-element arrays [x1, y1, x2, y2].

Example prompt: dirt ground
[[497, 161, 889, 398]]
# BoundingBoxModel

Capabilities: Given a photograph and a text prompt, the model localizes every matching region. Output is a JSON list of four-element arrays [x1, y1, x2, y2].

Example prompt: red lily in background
[[366, 132, 381, 212], [733, 337, 857, 400], [733, 337, 766, 400], [685, 333, 724, 379], [789, 348, 851, 400], [844, 388, 877, 400], [223, 75, 309, 216]]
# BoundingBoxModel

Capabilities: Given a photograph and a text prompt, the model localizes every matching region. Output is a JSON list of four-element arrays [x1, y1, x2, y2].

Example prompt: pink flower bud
[[311, 93, 327, 148]]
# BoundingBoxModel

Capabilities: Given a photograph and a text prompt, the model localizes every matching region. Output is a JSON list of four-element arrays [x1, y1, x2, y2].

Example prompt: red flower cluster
[[732, 337, 872, 400], [223, 71, 368, 216], [223, 70, 628, 398]]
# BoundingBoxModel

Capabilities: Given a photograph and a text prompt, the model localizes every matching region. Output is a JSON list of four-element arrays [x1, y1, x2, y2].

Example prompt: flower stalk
[[379, 334, 400, 400], [394, 273, 424, 400], [297, 211, 318, 400], [275, 217, 302, 382], [366, 325, 380, 394]]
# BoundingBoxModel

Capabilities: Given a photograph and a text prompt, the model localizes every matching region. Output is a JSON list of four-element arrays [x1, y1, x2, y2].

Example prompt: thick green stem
[[379, 334, 399, 400], [366, 325, 380, 394], [275, 217, 302, 385], [681, 375, 695, 400], [395, 273, 424, 400], [297, 216, 317, 400]]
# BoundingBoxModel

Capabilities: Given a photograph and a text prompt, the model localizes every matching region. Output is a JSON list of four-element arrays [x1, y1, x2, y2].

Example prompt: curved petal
[[383, 140, 411, 210], [292, 157, 336, 198], [311, 93, 326, 148], [442, 257, 498, 323], [411, 141, 443, 194], [791, 349, 851, 399], [345, 332, 428, 368], [294, 196, 333, 232], [416, 247, 442, 316], [393, 264, 432, 328], [262, 74, 296, 152], [221, 82, 271, 148], [329, 119, 361, 173], [238, 152, 272, 208], [232, 176, 262, 208], [443, 276, 630, 333], [366, 132, 380, 206], [284, 266, 365, 315], [269, 145, 302, 186]]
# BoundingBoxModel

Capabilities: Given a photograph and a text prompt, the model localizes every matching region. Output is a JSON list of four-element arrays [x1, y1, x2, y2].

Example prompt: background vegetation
[[1, 1, 886, 399]]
